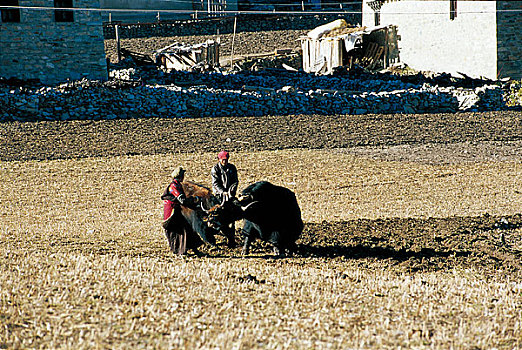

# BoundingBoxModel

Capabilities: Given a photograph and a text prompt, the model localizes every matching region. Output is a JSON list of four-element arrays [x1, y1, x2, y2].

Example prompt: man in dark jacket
[[211, 150, 238, 201], [211, 150, 238, 247]]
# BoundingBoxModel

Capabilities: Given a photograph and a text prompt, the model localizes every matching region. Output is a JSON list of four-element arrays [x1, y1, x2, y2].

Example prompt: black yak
[[203, 181, 303, 256]]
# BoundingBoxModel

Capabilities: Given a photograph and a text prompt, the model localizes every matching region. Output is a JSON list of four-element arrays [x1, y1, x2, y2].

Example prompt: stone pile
[[0, 66, 510, 122]]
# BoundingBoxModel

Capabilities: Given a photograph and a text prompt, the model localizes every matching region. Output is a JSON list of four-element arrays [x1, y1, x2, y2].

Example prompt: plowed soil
[[2, 111, 522, 161], [2, 111, 522, 275]]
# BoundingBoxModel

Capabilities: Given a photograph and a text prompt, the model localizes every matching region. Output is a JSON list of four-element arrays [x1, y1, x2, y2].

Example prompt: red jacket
[[162, 180, 184, 220]]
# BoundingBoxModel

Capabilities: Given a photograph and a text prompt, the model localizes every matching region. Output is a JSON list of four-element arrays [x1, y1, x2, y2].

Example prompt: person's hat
[[218, 150, 229, 160], [171, 166, 186, 179]]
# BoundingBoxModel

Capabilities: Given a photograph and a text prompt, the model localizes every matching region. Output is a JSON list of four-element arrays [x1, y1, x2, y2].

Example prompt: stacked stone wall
[[0, 74, 510, 122], [102, 13, 362, 39], [0, 0, 107, 84], [497, 1, 522, 80]]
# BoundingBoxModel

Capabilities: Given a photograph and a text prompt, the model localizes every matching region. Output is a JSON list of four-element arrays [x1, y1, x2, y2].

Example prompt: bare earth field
[[1, 111, 522, 349], [104, 29, 308, 63]]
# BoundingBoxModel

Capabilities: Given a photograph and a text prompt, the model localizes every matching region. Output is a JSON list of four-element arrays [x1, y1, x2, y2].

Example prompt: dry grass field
[[1, 112, 522, 349]]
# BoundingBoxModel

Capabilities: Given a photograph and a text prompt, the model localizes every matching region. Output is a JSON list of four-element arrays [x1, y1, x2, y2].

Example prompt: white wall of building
[[362, 0, 498, 79]]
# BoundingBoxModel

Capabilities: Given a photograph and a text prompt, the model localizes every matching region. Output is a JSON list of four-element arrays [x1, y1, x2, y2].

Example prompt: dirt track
[[2, 110, 522, 274]]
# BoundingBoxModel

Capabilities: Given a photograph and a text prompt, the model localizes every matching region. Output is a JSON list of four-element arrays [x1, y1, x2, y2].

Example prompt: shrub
[[505, 79, 522, 107]]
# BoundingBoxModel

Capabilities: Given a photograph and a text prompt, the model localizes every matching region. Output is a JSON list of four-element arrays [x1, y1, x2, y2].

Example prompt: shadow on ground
[[205, 213, 522, 272], [292, 213, 522, 272]]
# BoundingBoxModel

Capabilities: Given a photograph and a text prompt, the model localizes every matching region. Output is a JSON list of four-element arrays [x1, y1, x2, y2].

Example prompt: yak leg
[[242, 226, 253, 255], [269, 231, 286, 257], [241, 221, 259, 255], [164, 229, 175, 252], [283, 240, 298, 257], [221, 223, 236, 248], [273, 244, 286, 257], [243, 235, 253, 255]]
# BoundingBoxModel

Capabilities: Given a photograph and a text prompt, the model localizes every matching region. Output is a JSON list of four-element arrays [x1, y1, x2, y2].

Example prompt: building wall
[[0, 0, 107, 84], [362, 0, 500, 80], [497, 1, 522, 80]]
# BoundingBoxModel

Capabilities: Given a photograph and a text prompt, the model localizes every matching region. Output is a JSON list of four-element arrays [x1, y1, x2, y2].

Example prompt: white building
[[362, 0, 521, 80]]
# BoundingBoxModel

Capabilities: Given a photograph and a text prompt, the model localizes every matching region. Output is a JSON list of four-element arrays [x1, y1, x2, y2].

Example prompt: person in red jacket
[[161, 166, 202, 255]]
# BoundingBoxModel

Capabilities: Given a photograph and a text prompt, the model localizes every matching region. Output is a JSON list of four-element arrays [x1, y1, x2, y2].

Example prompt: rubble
[[119, 48, 155, 67], [301, 21, 400, 75], [154, 40, 220, 72], [231, 50, 302, 72]]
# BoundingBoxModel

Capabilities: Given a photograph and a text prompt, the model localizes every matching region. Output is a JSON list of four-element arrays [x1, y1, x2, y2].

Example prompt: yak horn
[[241, 201, 259, 211], [237, 194, 252, 202], [200, 201, 210, 213]]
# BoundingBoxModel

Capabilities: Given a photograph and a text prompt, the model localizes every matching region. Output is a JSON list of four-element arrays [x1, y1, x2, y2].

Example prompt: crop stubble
[[1, 112, 521, 349]]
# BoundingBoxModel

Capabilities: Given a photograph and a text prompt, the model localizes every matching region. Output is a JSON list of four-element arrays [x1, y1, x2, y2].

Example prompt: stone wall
[[103, 13, 362, 39], [0, 69, 510, 122], [0, 0, 108, 84], [497, 1, 522, 80], [362, 0, 521, 80]]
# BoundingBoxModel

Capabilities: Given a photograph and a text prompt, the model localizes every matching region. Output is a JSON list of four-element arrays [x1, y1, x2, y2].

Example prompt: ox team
[[161, 150, 303, 256]]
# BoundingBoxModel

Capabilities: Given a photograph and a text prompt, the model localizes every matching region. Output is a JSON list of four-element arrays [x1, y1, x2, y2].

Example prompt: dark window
[[1, 0, 20, 23], [374, 10, 380, 26], [54, 0, 73, 22], [450, 0, 457, 20]]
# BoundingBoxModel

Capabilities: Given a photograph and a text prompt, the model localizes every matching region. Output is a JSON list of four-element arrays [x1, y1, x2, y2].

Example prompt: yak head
[[201, 194, 258, 230]]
